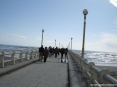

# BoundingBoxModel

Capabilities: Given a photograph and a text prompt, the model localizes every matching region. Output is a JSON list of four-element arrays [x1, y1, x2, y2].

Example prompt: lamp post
[[67, 42, 70, 49], [71, 37, 73, 50], [55, 40, 56, 47], [41, 29, 44, 46], [81, 9, 88, 58], [59, 42, 60, 48]]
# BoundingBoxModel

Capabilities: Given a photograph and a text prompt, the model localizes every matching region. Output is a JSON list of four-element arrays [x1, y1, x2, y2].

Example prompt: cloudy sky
[[0, 0, 117, 52]]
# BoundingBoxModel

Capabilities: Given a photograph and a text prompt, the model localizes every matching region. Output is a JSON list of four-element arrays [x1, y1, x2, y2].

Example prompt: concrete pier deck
[[0, 56, 68, 87]]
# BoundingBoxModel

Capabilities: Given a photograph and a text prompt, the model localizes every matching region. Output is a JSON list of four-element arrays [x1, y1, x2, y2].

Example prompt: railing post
[[25, 51, 28, 60], [30, 51, 33, 59], [12, 51, 15, 65], [36, 51, 39, 59], [32, 51, 34, 59], [1, 51, 5, 68], [33, 51, 35, 59], [34, 51, 36, 58], [34, 51, 38, 59], [19, 51, 23, 62]]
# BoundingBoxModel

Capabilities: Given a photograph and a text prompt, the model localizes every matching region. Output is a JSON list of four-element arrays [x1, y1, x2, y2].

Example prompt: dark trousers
[[61, 53, 64, 62], [44, 56, 47, 62]]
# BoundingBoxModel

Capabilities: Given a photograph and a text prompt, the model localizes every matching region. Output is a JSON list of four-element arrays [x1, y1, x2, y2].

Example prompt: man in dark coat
[[39, 45, 44, 61], [60, 48, 65, 63], [64, 48, 68, 62], [43, 47, 49, 62]]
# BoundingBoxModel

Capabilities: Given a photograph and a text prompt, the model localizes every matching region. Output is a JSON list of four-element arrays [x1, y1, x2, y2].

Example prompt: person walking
[[39, 45, 44, 62], [43, 47, 49, 62], [60, 48, 64, 63], [54, 47, 59, 58], [64, 48, 68, 62]]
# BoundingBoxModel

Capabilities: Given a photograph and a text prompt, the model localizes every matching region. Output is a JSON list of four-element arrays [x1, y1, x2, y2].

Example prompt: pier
[[0, 50, 117, 87], [0, 0, 117, 86]]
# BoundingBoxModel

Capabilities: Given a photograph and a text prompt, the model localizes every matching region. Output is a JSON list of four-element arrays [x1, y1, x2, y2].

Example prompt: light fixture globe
[[83, 9, 88, 15], [42, 29, 44, 32]]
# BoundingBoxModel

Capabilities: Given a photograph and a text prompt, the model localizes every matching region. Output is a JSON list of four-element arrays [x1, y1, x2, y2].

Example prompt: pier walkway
[[0, 56, 68, 87], [0, 51, 117, 87]]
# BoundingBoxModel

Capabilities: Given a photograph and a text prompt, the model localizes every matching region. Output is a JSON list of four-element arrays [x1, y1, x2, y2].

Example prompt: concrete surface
[[68, 54, 87, 87], [0, 56, 68, 87], [0, 58, 39, 77]]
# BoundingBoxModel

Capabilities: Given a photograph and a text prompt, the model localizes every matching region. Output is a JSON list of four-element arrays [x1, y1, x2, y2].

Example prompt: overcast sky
[[0, 0, 117, 52]]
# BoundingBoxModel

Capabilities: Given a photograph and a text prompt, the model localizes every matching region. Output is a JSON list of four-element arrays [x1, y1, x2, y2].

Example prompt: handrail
[[69, 51, 117, 86], [93, 80, 102, 87], [104, 74, 117, 84], [0, 50, 39, 68]]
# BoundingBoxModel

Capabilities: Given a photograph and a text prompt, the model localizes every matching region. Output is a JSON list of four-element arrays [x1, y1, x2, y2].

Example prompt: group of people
[[38, 45, 68, 63]]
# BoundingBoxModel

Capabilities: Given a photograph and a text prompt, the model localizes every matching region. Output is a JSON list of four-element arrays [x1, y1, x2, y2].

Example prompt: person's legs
[[61, 53, 63, 63], [44, 56, 47, 62], [39, 53, 42, 61], [40, 53, 43, 62], [65, 53, 68, 62], [55, 53, 58, 58]]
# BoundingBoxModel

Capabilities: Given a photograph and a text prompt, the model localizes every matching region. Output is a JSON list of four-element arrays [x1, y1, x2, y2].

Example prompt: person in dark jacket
[[54, 47, 59, 58], [64, 48, 68, 62], [60, 48, 64, 63], [39, 45, 44, 61], [43, 47, 49, 62], [65, 48, 68, 57]]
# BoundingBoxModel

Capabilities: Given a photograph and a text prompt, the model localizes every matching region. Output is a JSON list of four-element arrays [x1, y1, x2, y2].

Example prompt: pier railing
[[0, 50, 39, 68], [69, 51, 117, 87]]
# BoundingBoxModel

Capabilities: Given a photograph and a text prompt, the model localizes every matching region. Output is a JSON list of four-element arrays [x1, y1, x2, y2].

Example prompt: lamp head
[[42, 29, 44, 32], [83, 9, 88, 15]]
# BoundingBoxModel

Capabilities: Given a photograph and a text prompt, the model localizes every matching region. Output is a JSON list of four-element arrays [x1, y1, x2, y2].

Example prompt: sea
[[72, 50, 117, 66], [0, 44, 38, 52], [0, 44, 117, 66]]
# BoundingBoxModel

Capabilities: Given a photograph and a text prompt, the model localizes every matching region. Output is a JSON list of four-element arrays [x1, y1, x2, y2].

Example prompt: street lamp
[[41, 29, 44, 46], [71, 37, 73, 50], [59, 42, 60, 48], [81, 9, 88, 58], [67, 42, 70, 49], [55, 40, 56, 47]]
